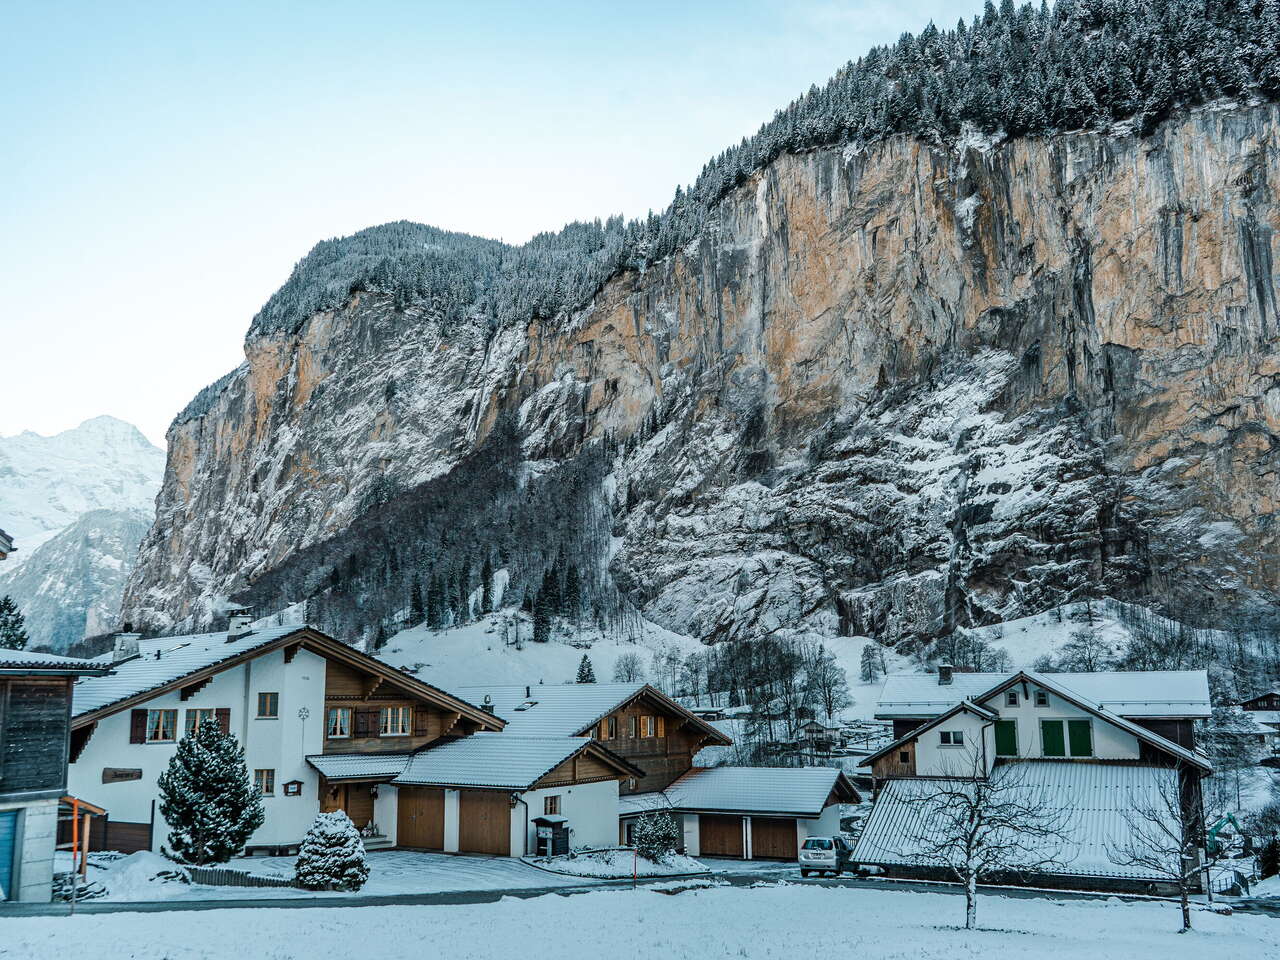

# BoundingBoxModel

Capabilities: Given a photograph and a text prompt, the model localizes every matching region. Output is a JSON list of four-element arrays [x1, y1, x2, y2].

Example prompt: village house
[[1, 648, 110, 901], [1235, 689, 1280, 758], [0, 527, 14, 560], [852, 666, 1213, 892]]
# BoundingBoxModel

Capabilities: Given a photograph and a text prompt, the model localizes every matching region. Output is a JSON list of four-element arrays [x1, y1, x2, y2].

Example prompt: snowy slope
[[0, 415, 163, 562]]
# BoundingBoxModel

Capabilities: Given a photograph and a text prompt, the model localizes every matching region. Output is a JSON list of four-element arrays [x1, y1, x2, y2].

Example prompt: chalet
[[1238, 689, 1280, 712], [456, 683, 860, 860], [0, 527, 13, 560], [1233, 691, 1280, 757], [1, 649, 110, 902], [852, 667, 1213, 891]]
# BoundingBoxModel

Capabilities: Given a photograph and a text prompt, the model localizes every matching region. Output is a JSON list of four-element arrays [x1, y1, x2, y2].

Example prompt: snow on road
[[4, 883, 1275, 960]]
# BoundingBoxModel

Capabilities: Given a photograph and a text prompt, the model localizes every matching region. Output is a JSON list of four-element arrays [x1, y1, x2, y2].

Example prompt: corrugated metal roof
[[452, 682, 647, 737], [877, 670, 1211, 719], [853, 761, 1179, 880], [393, 734, 592, 789], [653, 766, 845, 818], [0, 648, 109, 673], [306, 753, 412, 780], [71, 625, 304, 715]]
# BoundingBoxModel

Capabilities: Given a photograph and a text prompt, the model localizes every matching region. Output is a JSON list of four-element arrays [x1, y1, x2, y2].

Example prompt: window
[[628, 716, 638, 738], [626, 777, 637, 790], [185, 711, 215, 742], [598, 716, 617, 740], [254, 769, 275, 795], [1034, 690, 1049, 707], [544, 795, 561, 815], [995, 719, 1018, 757], [1040, 719, 1093, 757], [898, 750, 910, 764], [1067, 719, 1093, 757], [1006, 691, 1019, 707], [640, 716, 656, 738], [1040, 719, 1066, 757], [256, 692, 279, 718], [146, 709, 177, 742], [379, 706, 412, 736], [939, 730, 964, 746], [327, 707, 352, 739], [802, 838, 833, 850]]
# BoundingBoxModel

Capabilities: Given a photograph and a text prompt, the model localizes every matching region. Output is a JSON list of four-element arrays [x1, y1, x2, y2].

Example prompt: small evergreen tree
[[859, 644, 881, 683], [0, 596, 28, 650], [409, 580, 425, 624], [157, 722, 264, 865], [576, 654, 596, 683], [563, 564, 581, 623], [632, 811, 681, 863], [480, 555, 494, 614], [295, 811, 370, 892]]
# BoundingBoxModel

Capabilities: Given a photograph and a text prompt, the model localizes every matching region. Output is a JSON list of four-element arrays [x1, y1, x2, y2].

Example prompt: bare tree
[[894, 753, 1074, 929], [1107, 772, 1221, 932], [611, 651, 645, 683], [808, 643, 852, 719]]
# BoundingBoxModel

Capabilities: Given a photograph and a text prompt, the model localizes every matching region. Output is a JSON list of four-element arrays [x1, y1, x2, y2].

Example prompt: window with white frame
[[327, 707, 352, 739], [939, 729, 965, 746], [1034, 689, 1049, 707], [544, 795, 561, 815], [254, 768, 275, 795], [1006, 691, 1019, 706], [379, 706, 412, 736], [146, 709, 177, 742]]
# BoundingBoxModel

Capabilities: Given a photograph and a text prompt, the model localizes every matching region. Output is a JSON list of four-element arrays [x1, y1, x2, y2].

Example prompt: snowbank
[[524, 848, 705, 878]]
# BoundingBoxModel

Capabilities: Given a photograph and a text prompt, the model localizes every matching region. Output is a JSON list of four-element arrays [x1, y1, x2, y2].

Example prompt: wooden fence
[[186, 865, 298, 889]]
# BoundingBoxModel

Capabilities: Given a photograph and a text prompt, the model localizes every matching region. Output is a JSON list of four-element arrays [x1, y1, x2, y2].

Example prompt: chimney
[[227, 609, 254, 642], [112, 626, 141, 663], [482, 694, 496, 715], [525, 685, 530, 698], [938, 663, 954, 686]]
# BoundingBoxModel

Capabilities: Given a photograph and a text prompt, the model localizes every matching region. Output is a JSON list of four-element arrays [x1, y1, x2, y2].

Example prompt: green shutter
[[994, 720, 1018, 757], [1040, 720, 1066, 757], [1068, 719, 1093, 757]]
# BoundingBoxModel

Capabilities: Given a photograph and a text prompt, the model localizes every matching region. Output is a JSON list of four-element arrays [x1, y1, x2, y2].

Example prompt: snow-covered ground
[[524, 848, 705, 878], [7, 882, 1277, 959]]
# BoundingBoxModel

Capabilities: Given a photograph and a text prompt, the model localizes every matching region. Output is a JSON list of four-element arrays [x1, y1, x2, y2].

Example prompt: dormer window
[[514, 700, 538, 711], [1006, 691, 1019, 707]]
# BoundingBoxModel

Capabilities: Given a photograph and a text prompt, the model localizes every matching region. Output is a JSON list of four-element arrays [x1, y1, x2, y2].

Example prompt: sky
[[1, 0, 976, 447]]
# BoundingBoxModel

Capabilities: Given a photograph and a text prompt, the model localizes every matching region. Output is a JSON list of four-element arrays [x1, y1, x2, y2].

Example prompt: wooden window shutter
[[129, 709, 148, 744], [598, 719, 607, 739], [657, 716, 665, 738], [355, 708, 377, 737], [215, 708, 231, 735], [413, 707, 430, 737]]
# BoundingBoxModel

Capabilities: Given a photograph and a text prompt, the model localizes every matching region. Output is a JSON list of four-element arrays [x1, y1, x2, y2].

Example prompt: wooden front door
[[750, 817, 798, 860], [320, 782, 377, 831], [458, 789, 510, 855], [699, 814, 744, 858], [397, 787, 445, 849]]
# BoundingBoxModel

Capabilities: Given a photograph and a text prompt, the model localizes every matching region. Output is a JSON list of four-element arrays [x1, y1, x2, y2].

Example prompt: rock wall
[[124, 105, 1280, 643]]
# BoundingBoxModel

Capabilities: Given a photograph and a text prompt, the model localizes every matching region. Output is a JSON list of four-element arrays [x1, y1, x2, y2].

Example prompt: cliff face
[[123, 105, 1280, 643]]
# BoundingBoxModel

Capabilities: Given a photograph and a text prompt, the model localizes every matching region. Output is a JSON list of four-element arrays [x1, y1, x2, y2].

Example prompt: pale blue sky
[[1, 1, 975, 445]]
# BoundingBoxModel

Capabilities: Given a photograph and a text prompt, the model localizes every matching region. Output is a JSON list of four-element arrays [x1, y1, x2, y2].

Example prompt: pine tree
[[0, 596, 28, 650], [294, 811, 370, 892], [576, 654, 596, 683], [632, 811, 681, 863], [532, 586, 551, 643], [156, 721, 264, 865], [860, 644, 881, 683], [480, 555, 494, 614], [563, 564, 581, 624], [409, 580, 425, 624]]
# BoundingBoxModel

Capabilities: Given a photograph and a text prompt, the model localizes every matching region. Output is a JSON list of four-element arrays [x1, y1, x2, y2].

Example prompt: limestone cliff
[[123, 104, 1280, 645]]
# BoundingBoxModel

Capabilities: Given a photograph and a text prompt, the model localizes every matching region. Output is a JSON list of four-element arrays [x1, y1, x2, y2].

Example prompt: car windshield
[[802, 838, 833, 850]]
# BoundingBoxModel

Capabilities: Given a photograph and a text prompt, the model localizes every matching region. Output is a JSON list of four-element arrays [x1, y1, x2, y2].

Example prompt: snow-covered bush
[[295, 811, 370, 891], [632, 811, 681, 864]]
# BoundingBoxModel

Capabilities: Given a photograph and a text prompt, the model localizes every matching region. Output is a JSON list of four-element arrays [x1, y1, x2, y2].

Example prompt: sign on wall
[[101, 767, 143, 783]]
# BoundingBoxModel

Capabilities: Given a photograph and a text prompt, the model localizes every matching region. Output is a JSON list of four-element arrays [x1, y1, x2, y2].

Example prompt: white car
[[798, 835, 853, 877]]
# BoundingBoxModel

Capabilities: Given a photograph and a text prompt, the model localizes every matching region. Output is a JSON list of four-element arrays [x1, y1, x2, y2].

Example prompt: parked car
[[798, 835, 853, 877]]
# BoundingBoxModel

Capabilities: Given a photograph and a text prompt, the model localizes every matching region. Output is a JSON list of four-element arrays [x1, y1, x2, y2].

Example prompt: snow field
[[4, 882, 1276, 960]]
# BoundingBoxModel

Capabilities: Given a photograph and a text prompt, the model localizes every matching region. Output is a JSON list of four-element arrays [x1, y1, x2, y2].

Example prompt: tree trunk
[[966, 870, 977, 929], [1179, 884, 1192, 932]]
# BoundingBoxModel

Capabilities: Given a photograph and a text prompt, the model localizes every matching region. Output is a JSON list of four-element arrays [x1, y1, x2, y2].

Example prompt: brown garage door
[[751, 817, 798, 860], [699, 814, 744, 858], [459, 790, 510, 855], [397, 787, 445, 849]]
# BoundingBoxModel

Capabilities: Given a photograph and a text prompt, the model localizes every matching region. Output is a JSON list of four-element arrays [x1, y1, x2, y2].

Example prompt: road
[[3, 864, 1277, 919]]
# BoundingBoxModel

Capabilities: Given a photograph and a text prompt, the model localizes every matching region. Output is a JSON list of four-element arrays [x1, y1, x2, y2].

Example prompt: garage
[[397, 787, 445, 849], [458, 789, 510, 855], [750, 816, 798, 860], [0, 810, 15, 900], [698, 814, 744, 858]]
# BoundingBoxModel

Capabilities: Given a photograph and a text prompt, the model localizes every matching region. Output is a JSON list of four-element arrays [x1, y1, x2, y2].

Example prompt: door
[[397, 787, 445, 849], [751, 817, 798, 860], [994, 720, 1018, 757], [0, 810, 16, 901], [458, 790, 510, 855], [699, 814, 744, 858], [1040, 719, 1066, 757]]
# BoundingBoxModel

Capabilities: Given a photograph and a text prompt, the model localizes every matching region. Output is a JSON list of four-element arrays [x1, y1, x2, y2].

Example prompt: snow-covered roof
[[72, 625, 305, 716], [876, 670, 1211, 719], [453, 682, 647, 736], [853, 761, 1181, 880], [619, 766, 857, 819], [306, 752, 412, 781], [0, 647, 109, 673], [393, 734, 599, 789]]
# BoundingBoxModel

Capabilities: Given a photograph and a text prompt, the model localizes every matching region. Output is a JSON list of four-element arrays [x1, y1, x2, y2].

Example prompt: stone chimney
[[938, 663, 954, 686], [227, 609, 254, 641], [112, 625, 141, 663]]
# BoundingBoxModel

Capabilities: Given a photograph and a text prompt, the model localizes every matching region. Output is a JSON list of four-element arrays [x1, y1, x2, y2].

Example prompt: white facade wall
[[978, 685, 1140, 761], [913, 711, 997, 777], [372, 784, 398, 844], [1, 797, 58, 902], [67, 648, 328, 851], [681, 812, 700, 856], [796, 804, 841, 846], [443, 789, 461, 852], [517, 779, 619, 855]]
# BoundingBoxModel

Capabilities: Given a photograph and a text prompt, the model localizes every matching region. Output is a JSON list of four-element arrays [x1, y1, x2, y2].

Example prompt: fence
[[186, 865, 298, 889]]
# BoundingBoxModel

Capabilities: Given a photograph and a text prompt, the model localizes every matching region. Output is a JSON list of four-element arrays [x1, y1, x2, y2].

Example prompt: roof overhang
[[861, 700, 997, 768]]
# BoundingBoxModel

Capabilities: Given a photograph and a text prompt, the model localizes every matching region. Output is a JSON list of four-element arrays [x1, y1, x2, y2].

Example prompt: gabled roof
[[876, 670, 1211, 719], [71, 625, 503, 732], [860, 700, 997, 768], [0, 648, 111, 676], [391, 734, 641, 790], [620, 765, 860, 819], [454, 681, 732, 746], [852, 762, 1181, 880]]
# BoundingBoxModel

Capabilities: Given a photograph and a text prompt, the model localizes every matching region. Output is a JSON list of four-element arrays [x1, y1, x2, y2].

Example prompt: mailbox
[[532, 815, 569, 857]]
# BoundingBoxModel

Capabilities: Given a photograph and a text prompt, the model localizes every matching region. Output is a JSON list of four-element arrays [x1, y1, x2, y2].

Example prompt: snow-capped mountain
[[0, 509, 153, 651], [0, 415, 163, 560]]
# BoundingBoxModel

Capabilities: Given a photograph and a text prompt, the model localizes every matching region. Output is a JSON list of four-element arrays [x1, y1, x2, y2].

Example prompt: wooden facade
[[870, 738, 916, 780], [751, 817, 798, 860], [397, 787, 445, 849], [458, 790, 510, 855], [0, 677, 75, 800], [322, 660, 470, 754], [698, 814, 744, 857], [590, 690, 722, 794]]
